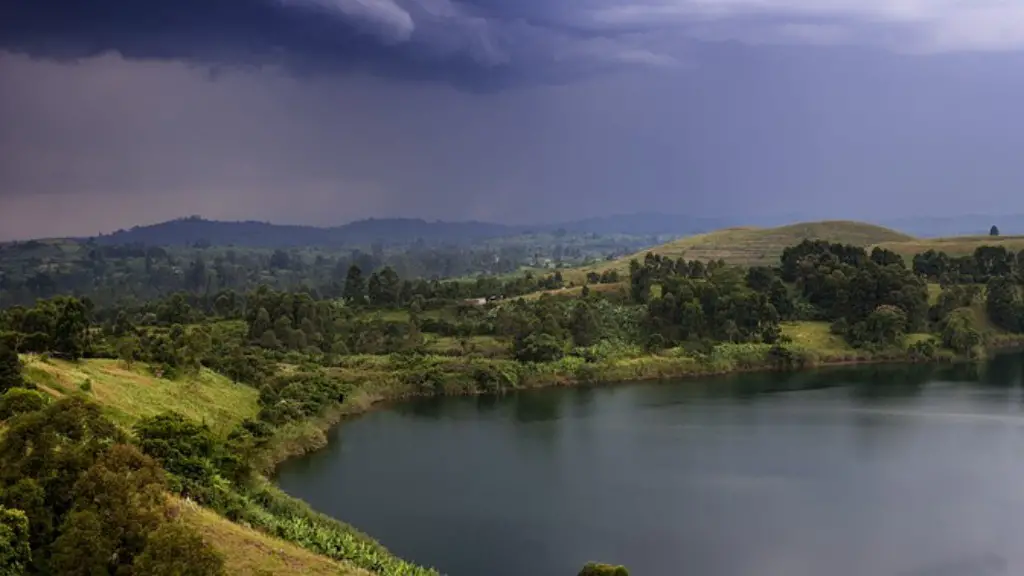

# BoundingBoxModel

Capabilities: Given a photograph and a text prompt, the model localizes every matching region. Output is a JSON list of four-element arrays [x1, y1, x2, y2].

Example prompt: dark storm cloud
[[0, 0, 683, 89], [5, 0, 1024, 90]]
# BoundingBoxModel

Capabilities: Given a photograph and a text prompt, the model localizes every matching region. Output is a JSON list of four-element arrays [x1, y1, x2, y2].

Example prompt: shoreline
[[258, 337, 1024, 476]]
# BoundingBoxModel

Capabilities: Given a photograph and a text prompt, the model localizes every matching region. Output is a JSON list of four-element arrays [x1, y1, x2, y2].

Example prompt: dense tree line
[[0, 230, 652, 308]]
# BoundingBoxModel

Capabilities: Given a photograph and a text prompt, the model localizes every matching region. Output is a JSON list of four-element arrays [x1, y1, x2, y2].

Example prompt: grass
[[423, 335, 510, 358], [20, 356, 259, 435], [572, 220, 913, 277], [873, 235, 1024, 260], [176, 498, 372, 576], [781, 321, 853, 354]]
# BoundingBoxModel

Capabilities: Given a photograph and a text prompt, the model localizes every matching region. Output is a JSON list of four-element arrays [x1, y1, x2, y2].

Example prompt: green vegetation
[[22, 357, 259, 432], [6, 223, 1024, 575], [578, 563, 630, 576]]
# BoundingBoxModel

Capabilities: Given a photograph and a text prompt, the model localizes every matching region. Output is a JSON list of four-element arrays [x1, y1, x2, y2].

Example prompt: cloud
[[3, 0, 1024, 89]]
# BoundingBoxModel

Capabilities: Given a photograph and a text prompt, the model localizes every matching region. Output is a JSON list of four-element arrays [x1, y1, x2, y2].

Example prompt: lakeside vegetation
[[5, 221, 1024, 574]]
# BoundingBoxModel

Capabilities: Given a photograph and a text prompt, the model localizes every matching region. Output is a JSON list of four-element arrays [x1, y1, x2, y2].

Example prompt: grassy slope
[[16, 357, 374, 575], [575, 220, 913, 275], [21, 356, 259, 434], [872, 235, 1024, 260], [176, 499, 370, 576]]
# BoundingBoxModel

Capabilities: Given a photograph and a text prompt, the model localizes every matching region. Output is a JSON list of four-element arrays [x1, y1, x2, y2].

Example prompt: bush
[[0, 388, 48, 420]]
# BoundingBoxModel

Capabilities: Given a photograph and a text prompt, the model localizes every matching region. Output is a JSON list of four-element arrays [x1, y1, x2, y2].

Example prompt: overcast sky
[[3, 0, 1024, 239]]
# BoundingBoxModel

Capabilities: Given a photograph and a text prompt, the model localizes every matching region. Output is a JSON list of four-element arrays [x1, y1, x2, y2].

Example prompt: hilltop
[[579, 220, 914, 272]]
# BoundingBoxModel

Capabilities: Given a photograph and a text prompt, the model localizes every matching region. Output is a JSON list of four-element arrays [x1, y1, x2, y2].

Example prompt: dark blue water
[[277, 356, 1024, 576]]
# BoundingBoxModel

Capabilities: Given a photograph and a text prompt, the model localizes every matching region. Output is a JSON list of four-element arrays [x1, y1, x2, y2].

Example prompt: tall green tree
[[51, 444, 168, 575], [0, 506, 30, 576], [343, 265, 366, 305], [0, 345, 23, 395]]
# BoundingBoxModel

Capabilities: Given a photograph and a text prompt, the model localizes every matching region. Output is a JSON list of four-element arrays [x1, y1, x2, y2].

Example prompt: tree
[[117, 335, 140, 368], [0, 388, 47, 420], [134, 413, 219, 498], [51, 444, 168, 575], [343, 265, 366, 305], [0, 397, 125, 551], [569, 301, 600, 347], [49, 510, 116, 576], [132, 521, 225, 576], [0, 345, 23, 395], [0, 506, 30, 576], [861, 304, 908, 348], [990, 225, 1000, 236], [941, 308, 982, 355]]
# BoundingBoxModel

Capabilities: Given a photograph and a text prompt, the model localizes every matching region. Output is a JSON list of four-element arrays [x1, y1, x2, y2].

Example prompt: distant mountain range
[[59, 212, 1024, 249], [85, 213, 734, 248]]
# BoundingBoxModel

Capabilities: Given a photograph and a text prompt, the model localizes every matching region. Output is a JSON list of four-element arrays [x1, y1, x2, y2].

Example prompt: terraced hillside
[[579, 220, 913, 273]]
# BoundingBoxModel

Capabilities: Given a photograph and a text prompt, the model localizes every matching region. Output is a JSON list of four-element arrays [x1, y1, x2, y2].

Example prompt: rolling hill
[[872, 235, 1024, 260], [580, 220, 914, 271]]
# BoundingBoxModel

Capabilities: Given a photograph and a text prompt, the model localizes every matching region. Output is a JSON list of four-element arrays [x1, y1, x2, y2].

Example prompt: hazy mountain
[[85, 214, 738, 248]]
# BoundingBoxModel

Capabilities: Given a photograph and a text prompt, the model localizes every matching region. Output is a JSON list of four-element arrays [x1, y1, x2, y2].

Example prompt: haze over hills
[[82, 213, 735, 248]]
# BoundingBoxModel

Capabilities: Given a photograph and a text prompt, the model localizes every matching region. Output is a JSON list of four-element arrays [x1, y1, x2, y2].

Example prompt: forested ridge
[[3, 238, 1024, 574]]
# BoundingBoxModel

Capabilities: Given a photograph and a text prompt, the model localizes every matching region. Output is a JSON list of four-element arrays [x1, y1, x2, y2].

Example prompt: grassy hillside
[[14, 357, 380, 575], [578, 220, 913, 273], [20, 356, 259, 434], [177, 499, 370, 576], [872, 235, 1024, 260]]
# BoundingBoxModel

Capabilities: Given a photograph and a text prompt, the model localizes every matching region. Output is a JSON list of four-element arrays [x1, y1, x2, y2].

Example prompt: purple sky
[[3, 0, 1024, 239]]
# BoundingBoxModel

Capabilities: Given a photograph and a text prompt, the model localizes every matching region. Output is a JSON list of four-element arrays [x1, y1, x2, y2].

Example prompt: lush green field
[[21, 356, 259, 434], [575, 220, 913, 275]]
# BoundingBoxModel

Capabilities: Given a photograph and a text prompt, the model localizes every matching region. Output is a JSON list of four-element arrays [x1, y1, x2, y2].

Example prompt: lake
[[276, 355, 1024, 576]]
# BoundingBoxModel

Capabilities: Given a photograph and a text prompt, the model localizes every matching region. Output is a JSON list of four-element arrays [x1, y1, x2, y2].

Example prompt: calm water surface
[[276, 355, 1024, 576]]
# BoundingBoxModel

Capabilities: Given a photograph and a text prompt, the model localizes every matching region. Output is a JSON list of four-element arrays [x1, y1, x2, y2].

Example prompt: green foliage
[[0, 397, 126, 555], [257, 372, 346, 426], [132, 521, 225, 576], [578, 562, 630, 576], [0, 388, 48, 420], [986, 276, 1023, 333], [941, 308, 983, 355], [0, 506, 31, 576], [51, 444, 167, 575], [513, 333, 568, 363], [134, 413, 222, 501], [0, 345, 24, 395]]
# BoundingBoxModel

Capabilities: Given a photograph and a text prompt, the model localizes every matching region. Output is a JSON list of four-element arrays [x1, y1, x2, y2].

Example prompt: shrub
[[0, 388, 48, 420]]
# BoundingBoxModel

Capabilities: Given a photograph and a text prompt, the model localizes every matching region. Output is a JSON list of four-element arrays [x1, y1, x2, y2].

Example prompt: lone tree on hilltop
[[990, 225, 1000, 236]]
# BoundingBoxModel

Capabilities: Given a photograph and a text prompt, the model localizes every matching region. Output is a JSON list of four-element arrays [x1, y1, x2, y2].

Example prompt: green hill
[[872, 235, 1024, 260], [578, 220, 913, 274]]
